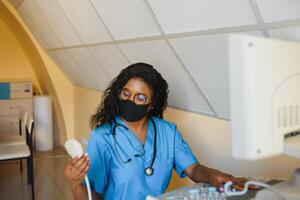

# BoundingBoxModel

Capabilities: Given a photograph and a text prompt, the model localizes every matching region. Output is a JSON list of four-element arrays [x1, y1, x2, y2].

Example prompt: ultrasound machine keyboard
[[154, 180, 281, 200], [156, 183, 230, 200]]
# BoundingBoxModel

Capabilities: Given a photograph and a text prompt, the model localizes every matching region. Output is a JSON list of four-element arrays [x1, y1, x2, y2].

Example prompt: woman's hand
[[208, 168, 245, 190], [64, 154, 90, 191], [207, 168, 258, 191], [186, 163, 259, 192]]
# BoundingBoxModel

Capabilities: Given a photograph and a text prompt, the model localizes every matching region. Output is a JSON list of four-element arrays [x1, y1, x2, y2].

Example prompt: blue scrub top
[[85, 116, 197, 200]]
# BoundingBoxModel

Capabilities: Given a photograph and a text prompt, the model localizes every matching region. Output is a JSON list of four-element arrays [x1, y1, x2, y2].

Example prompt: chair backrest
[[27, 118, 34, 135], [22, 112, 29, 127], [19, 111, 29, 136], [25, 116, 34, 151]]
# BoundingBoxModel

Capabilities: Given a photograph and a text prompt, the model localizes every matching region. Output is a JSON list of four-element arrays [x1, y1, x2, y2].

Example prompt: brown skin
[[64, 154, 98, 200], [118, 78, 154, 144], [64, 78, 256, 200], [185, 163, 251, 191]]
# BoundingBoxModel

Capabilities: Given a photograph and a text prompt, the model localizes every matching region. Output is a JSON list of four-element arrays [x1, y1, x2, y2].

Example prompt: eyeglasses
[[119, 88, 151, 105]]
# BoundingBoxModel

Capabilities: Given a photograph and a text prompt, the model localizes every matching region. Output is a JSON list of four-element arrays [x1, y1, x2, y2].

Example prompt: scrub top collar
[[114, 116, 155, 163]]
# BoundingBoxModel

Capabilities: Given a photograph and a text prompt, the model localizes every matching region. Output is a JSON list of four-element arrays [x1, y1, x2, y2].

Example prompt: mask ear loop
[[147, 104, 154, 116], [116, 88, 124, 115]]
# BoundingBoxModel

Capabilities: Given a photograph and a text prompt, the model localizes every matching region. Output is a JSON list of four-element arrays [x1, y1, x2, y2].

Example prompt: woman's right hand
[[64, 154, 90, 190]]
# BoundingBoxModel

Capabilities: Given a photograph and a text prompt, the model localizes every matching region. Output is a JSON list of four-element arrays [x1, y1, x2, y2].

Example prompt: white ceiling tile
[[48, 50, 95, 89], [9, 0, 22, 7], [90, 0, 161, 40], [67, 48, 111, 91], [17, 6, 49, 48], [256, 0, 300, 22], [56, 0, 112, 44], [269, 26, 300, 42], [34, 0, 82, 47], [148, 0, 257, 34], [169, 31, 264, 119], [18, 0, 62, 49], [169, 35, 229, 118], [88, 45, 130, 78], [119, 40, 214, 115], [47, 51, 81, 85]]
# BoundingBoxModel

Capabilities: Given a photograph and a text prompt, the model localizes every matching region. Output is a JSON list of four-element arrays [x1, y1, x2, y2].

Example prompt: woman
[[65, 63, 248, 200]]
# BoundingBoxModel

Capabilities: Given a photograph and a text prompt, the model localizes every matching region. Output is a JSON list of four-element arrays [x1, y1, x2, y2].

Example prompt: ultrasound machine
[[147, 34, 300, 200]]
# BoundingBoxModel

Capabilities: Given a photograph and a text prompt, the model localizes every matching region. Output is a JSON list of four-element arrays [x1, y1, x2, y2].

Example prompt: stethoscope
[[111, 118, 157, 176]]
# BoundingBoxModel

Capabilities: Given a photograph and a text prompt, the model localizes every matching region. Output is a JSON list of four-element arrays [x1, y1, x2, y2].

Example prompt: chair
[[0, 115, 35, 200], [0, 112, 29, 171], [0, 112, 28, 145]]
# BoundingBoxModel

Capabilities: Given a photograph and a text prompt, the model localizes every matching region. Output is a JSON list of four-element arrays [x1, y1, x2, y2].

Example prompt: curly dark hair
[[91, 63, 169, 128]]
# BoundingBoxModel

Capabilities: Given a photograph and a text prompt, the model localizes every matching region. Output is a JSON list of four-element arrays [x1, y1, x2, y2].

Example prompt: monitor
[[228, 34, 300, 199], [229, 34, 300, 160]]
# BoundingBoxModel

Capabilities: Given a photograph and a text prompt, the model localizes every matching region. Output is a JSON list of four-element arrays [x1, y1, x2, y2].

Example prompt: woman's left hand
[[208, 168, 257, 191], [186, 163, 260, 192]]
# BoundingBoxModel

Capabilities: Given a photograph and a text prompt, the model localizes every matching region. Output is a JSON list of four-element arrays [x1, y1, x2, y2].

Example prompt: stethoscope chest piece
[[144, 167, 154, 176]]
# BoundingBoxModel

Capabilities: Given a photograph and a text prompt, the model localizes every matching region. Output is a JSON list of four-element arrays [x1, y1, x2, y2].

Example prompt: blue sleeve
[[174, 127, 198, 178], [83, 130, 110, 194]]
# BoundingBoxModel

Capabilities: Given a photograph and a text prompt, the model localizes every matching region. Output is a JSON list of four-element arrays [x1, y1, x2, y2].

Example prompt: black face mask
[[118, 99, 150, 122]]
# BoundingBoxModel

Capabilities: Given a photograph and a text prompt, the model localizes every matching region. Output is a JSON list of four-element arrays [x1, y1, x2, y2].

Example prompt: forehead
[[122, 78, 152, 95]]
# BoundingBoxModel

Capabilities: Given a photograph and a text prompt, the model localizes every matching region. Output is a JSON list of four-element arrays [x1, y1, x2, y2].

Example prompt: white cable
[[65, 140, 92, 200], [224, 181, 285, 199], [85, 175, 92, 200]]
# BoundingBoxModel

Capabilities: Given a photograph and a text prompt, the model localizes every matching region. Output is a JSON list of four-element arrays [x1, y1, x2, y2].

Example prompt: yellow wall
[[164, 107, 300, 189], [74, 86, 102, 140], [0, 17, 41, 93], [0, 0, 75, 144], [37, 48, 75, 140]]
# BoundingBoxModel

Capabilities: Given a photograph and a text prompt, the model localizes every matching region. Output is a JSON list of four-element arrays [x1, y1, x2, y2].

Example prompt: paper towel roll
[[34, 95, 53, 151]]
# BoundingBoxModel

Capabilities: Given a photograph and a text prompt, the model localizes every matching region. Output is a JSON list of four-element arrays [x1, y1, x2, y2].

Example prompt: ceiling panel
[[88, 44, 130, 79], [269, 26, 300, 42], [256, 0, 300, 22], [67, 48, 111, 91], [56, 0, 112, 44], [91, 0, 161, 40], [169, 31, 264, 119], [34, 0, 82, 47], [18, 0, 62, 49], [47, 51, 81, 85], [48, 50, 95, 89], [148, 0, 257, 34], [119, 40, 214, 115], [17, 7, 49, 48], [9, 0, 22, 7], [169, 35, 229, 118]]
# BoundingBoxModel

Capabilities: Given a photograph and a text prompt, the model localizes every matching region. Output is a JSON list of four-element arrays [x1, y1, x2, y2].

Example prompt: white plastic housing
[[229, 34, 300, 159], [65, 139, 83, 158]]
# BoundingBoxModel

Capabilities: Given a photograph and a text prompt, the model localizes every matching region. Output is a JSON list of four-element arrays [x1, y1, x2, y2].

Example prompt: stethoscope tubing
[[111, 118, 157, 175]]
